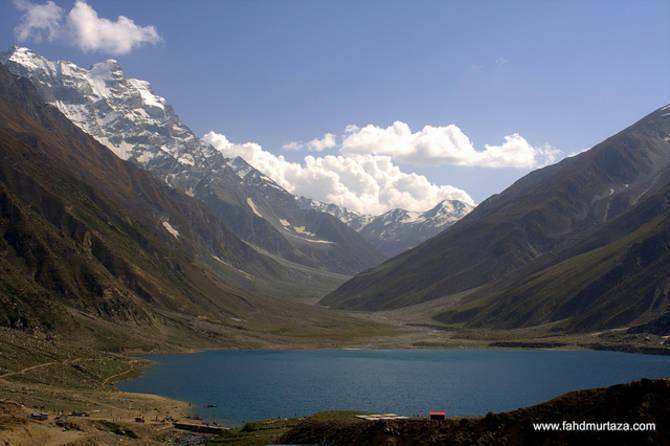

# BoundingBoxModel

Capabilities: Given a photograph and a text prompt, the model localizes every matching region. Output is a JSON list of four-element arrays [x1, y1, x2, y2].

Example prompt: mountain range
[[358, 199, 473, 257], [324, 103, 670, 334], [299, 197, 473, 257], [0, 48, 378, 290], [0, 47, 472, 289], [4, 45, 667, 339], [0, 61, 390, 349]]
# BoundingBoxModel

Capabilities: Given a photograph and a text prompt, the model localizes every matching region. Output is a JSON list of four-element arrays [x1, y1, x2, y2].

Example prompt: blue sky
[[2, 0, 669, 206]]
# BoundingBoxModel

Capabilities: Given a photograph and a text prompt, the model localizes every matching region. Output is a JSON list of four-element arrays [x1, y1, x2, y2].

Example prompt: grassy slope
[[274, 379, 670, 446], [435, 181, 670, 332]]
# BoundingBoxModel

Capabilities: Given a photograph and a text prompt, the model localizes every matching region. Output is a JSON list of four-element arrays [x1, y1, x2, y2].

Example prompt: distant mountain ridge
[[298, 197, 474, 256], [297, 197, 373, 231], [358, 200, 474, 256]]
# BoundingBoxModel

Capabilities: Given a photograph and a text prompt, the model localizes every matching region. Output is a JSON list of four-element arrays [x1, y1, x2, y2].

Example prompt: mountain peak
[[1, 47, 211, 164], [90, 59, 124, 77], [353, 198, 474, 257], [1, 46, 51, 72], [425, 199, 473, 219], [7, 45, 34, 57]]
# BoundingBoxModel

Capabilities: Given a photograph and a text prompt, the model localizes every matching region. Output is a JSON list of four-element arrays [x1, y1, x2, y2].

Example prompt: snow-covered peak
[[297, 196, 473, 238], [357, 199, 475, 256], [228, 156, 287, 192], [2, 46, 49, 71], [90, 59, 123, 76], [378, 208, 424, 224], [296, 197, 373, 231], [1, 46, 213, 165], [422, 199, 473, 227], [1, 46, 59, 83]]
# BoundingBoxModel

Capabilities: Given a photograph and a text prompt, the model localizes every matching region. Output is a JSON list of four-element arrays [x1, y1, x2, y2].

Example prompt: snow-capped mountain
[[358, 199, 474, 256], [296, 197, 373, 231], [1, 47, 216, 169], [298, 196, 474, 256], [1, 46, 471, 267], [1, 46, 383, 276]]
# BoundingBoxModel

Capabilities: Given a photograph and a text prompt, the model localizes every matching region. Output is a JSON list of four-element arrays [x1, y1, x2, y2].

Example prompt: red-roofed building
[[429, 410, 446, 420]]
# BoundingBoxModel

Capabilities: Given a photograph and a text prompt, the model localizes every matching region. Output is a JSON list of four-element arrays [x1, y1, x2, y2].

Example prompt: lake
[[118, 348, 670, 425]]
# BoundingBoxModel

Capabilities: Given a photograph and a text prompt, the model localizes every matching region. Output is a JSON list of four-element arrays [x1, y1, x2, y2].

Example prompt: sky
[[1, 0, 669, 212]]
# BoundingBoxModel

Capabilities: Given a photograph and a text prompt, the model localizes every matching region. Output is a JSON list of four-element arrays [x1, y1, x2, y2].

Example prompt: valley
[[0, 29, 668, 445]]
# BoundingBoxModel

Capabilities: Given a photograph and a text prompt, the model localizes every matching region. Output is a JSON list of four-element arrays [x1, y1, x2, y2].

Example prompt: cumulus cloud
[[341, 121, 559, 168], [203, 121, 564, 213], [203, 131, 474, 214], [282, 132, 337, 152], [12, 0, 161, 55], [13, 0, 63, 42], [65, 1, 161, 54]]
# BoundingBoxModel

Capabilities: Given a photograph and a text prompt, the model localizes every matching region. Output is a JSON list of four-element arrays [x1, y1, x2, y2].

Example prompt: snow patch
[[128, 78, 166, 110], [212, 255, 254, 280], [136, 150, 156, 164], [246, 198, 263, 218], [293, 226, 316, 237], [178, 154, 195, 166], [301, 238, 334, 244], [162, 221, 180, 239]]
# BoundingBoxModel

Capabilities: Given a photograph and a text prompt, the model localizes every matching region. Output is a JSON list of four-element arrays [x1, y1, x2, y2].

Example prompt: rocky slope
[[436, 173, 670, 332], [323, 104, 670, 333], [0, 47, 383, 277], [0, 61, 272, 331]]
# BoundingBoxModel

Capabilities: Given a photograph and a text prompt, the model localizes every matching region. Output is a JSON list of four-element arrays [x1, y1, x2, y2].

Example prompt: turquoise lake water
[[118, 349, 670, 425]]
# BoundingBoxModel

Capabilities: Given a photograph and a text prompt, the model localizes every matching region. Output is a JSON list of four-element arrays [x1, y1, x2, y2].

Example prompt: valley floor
[[339, 301, 670, 356]]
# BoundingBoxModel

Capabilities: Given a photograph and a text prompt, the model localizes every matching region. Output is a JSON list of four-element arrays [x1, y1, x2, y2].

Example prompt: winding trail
[[0, 357, 115, 380], [0, 360, 62, 379], [101, 363, 140, 386]]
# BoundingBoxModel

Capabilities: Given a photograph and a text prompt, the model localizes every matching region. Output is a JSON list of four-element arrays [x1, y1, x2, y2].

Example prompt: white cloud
[[283, 132, 337, 152], [203, 121, 564, 214], [12, 0, 161, 55], [203, 131, 474, 215], [341, 121, 559, 168], [13, 0, 63, 42], [65, 1, 161, 55]]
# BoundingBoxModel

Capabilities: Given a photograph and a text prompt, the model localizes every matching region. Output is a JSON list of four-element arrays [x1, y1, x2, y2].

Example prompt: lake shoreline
[[114, 336, 670, 424], [118, 347, 670, 426]]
